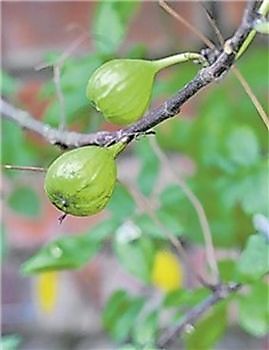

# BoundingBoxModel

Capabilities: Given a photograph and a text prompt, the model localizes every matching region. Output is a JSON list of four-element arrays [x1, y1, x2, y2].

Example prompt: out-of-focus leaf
[[103, 290, 145, 342], [8, 186, 41, 217], [114, 235, 155, 283], [184, 302, 227, 350], [237, 234, 269, 281], [238, 281, 269, 337], [1, 225, 7, 259], [163, 288, 209, 309], [134, 214, 164, 239], [159, 184, 202, 242], [0, 335, 21, 350], [0, 70, 18, 96], [93, 1, 139, 54], [2, 119, 38, 168], [218, 259, 237, 282], [157, 207, 184, 236], [132, 310, 159, 345], [135, 138, 160, 196], [225, 126, 259, 167], [40, 53, 104, 127], [21, 234, 101, 274], [217, 162, 269, 216], [108, 182, 136, 221]]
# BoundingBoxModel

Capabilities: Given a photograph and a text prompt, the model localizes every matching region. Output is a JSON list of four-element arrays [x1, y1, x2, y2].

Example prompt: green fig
[[44, 143, 125, 216], [86, 53, 204, 125]]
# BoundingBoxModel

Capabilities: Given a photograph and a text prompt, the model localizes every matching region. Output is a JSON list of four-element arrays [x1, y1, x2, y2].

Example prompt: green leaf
[[163, 288, 210, 309], [0, 70, 18, 96], [103, 290, 145, 342], [218, 259, 237, 282], [184, 302, 227, 350], [108, 182, 136, 221], [134, 214, 164, 239], [114, 235, 155, 283], [157, 207, 184, 236], [8, 186, 41, 217], [86, 218, 119, 242], [132, 310, 159, 345], [0, 335, 21, 350], [135, 138, 160, 196], [216, 162, 269, 216], [2, 119, 37, 168], [237, 234, 269, 281], [238, 281, 269, 337], [159, 184, 202, 242], [21, 234, 101, 274], [225, 126, 259, 167], [92, 2, 139, 54]]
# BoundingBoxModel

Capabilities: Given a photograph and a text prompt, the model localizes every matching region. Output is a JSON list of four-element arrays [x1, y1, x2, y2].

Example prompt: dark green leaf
[[21, 234, 101, 274], [184, 302, 227, 350], [237, 234, 269, 281], [238, 281, 269, 337], [8, 186, 41, 217], [108, 182, 136, 221], [103, 290, 145, 342]]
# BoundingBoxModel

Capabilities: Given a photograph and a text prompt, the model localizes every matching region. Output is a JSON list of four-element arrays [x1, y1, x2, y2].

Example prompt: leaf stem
[[237, 0, 269, 59]]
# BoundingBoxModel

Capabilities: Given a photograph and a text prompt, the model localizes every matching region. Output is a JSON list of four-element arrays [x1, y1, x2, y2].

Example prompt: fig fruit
[[44, 143, 125, 216], [86, 53, 204, 125]]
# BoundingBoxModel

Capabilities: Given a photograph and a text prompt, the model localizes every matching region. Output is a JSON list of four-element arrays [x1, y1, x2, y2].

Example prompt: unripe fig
[[86, 53, 204, 125], [44, 143, 125, 216]]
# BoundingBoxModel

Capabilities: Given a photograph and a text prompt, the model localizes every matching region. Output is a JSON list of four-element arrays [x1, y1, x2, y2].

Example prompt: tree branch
[[157, 282, 241, 349], [0, 1, 259, 149]]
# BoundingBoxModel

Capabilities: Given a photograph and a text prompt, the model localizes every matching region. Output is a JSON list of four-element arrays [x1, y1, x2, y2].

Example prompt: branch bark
[[1, 1, 259, 149], [157, 282, 241, 349]]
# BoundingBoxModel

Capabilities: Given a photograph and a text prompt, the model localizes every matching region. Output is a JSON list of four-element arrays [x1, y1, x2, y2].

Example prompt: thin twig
[[149, 138, 219, 283], [160, 0, 268, 130], [157, 282, 241, 348], [53, 64, 66, 131], [232, 66, 269, 130], [159, 0, 215, 49], [3, 165, 46, 172]]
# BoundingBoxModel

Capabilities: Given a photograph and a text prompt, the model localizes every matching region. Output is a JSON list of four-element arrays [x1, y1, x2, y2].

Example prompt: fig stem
[[108, 141, 127, 158], [153, 52, 207, 71]]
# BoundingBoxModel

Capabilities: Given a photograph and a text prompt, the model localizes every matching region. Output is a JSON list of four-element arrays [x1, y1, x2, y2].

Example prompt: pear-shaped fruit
[[86, 53, 202, 125], [44, 143, 125, 216]]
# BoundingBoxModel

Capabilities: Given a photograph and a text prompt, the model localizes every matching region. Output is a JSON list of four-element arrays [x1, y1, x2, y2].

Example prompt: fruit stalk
[[153, 52, 207, 71]]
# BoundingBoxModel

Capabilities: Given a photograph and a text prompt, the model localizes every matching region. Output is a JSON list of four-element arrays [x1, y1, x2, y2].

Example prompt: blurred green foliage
[[2, 1, 268, 349]]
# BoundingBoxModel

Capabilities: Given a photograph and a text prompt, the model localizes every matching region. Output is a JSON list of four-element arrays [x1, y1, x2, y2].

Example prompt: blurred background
[[1, 1, 268, 349]]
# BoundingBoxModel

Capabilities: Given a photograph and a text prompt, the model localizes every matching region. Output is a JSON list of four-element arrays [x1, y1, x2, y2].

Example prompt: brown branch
[[157, 282, 241, 349], [0, 1, 259, 149]]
